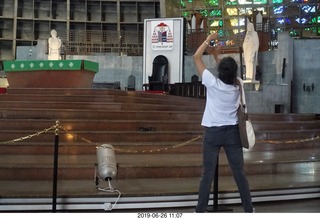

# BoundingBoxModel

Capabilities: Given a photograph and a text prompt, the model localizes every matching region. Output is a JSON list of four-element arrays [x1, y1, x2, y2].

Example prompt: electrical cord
[[94, 165, 121, 211]]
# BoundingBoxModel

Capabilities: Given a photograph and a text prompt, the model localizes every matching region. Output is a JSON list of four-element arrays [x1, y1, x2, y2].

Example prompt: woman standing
[[193, 32, 254, 213]]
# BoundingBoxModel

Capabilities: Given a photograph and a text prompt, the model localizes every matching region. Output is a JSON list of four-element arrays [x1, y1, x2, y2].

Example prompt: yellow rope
[[257, 135, 319, 144], [0, 122, 319, 154], [59, 124, 202, 153], [113, 135, 202, 153]]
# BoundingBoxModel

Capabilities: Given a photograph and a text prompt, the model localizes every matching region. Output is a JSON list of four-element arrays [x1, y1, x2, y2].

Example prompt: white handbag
[[237, 79, 256, 149]]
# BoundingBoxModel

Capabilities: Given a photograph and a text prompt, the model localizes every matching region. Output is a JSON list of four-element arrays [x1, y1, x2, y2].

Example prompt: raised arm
[[193, 32, 219, 77]]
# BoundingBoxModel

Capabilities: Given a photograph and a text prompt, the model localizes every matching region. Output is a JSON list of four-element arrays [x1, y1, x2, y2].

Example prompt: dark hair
[[218, 57, 238, 85]]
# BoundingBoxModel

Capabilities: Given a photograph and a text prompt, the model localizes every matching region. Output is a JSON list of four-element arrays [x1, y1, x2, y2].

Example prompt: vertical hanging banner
[[143, 18, 185, 85], [151, 20, 174, 50]]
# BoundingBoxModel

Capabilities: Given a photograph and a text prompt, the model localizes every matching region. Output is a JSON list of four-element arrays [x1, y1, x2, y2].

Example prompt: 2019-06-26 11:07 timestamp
[[137, 213, 183, 218]]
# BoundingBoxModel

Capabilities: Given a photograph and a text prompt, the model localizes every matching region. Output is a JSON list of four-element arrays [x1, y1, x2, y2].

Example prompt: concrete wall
[[15, 35, 320, 114], [292, 39, 320, 113], [245, 32, 293, 114], [69, 54, 144, 91]]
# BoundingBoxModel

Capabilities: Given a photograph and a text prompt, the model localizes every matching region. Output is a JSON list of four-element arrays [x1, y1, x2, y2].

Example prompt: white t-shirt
[[201, 69, 240, 127]]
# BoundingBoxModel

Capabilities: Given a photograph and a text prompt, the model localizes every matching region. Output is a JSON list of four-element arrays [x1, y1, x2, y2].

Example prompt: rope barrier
[[0, 121, 319, 153], [256, 135, 319, 144], [0, 124, 58, 145]]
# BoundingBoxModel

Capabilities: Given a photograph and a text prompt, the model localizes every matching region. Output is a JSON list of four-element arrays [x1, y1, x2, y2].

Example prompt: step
[[0, 93, 205, 108], [253, 120, 320, 131], [1, 88, 319, 207], [0, 101, 204, 111], [255, 129, 320, 141], [0, 148, 319, 180], [0, 128, 318, 144], [0, 109, 203, 120], [0, 137, 318, 156], [1, 171, 320, 199], [1, 110, 317, 123], [0, 119, 318, 133], [5, 88, 206, 105], [0, 130, 203, 144], [250, 140, 320, 152], [114, 95, 205, 106], [5, 88, 130, 96], [0, 94, 115, 103], [0, 119, 204, 131], [250, 113, 319, 121], [0, 141, 204, 155], [0, 101, 122, 110]]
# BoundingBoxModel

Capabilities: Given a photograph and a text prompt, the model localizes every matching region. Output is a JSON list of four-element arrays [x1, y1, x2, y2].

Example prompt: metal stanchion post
[[239, 47, 244, 80], [52, 121, 60, 212]]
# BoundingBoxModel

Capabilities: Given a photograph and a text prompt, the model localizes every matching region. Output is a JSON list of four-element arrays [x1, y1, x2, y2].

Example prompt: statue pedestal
[[244, 80, 261, 91], [0, 77, 8, 93], [3, 60, 98, 88]]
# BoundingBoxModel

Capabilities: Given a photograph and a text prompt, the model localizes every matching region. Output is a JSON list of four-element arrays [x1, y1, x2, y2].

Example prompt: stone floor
[[115, 198, 320, 213], [1, 172, 319, 198]]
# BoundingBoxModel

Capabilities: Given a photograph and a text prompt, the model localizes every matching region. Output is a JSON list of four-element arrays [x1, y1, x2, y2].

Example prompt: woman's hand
[[206, 32, 218, 43], [193, 32, 220, 76], [205, 32, 221, 63]]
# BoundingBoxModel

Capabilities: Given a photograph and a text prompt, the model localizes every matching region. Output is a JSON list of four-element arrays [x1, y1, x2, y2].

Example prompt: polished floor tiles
[[111, 198, 320, 213]]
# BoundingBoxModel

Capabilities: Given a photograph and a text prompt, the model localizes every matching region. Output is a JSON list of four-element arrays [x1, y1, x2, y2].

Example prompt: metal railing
[[65, 30, 144, 56], [62, 26, 272, 56]]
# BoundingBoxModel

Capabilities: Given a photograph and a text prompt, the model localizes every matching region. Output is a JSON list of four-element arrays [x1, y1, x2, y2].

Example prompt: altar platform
[[3, 60, 98, 88]]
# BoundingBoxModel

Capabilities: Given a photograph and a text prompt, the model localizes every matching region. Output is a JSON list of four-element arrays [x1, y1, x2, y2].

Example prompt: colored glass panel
[[180, 0, 320, 43]]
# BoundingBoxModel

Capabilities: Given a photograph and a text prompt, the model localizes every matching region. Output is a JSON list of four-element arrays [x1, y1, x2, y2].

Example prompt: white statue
[[243, 19, 259, 81], [48, 29, 62, 60]]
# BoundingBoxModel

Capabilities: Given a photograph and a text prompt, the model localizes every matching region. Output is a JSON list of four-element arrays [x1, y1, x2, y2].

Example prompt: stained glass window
[[181, 0, 320, 50], [207, 0, 219, 6], [209, 10, 222, 17], [274, 6, 284, 15]]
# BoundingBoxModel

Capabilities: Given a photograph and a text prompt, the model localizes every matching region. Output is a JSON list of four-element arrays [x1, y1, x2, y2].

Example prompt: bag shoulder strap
[[237, 78, 247, 113]]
